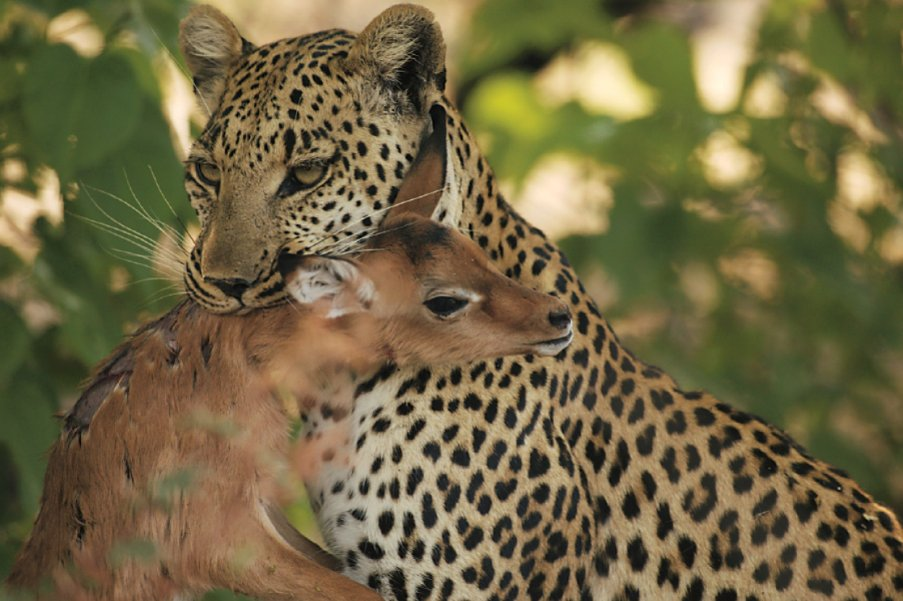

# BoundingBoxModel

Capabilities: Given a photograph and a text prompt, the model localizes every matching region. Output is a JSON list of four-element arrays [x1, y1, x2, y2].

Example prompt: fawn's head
[[278, 108, 572, 365], [282, 215, 572, 366]]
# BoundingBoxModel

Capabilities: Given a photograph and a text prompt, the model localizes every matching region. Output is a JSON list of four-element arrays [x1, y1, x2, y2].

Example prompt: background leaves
[[460, 0, 903, 516], [0, 0, 192, 588]]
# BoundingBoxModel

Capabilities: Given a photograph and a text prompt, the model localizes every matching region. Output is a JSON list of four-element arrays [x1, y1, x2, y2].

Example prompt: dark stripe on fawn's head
[[379, 215, 453, 266]]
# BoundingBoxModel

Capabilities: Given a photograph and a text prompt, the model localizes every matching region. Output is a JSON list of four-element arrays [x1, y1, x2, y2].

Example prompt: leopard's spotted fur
[[178, 5, 903, 600]]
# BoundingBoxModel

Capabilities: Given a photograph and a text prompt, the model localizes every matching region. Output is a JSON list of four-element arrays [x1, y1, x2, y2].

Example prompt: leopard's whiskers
[[71, 213, 184, 270], [147, 166, 197, 245]]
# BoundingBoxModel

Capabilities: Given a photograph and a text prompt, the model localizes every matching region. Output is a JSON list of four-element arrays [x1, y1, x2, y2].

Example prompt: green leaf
[[0, 301, 29, 389], [31, 218, 126, 365], [461, 0, 610, 79], [22, 45, 144, 175], [131, 0, 187, 58], [464, 72, 616, 181], [73, 50, 142, 169], [0, 373, 58, 514], [0, 245, 22, 279], [620, 23, 699, 111], [0, 58, 21, 103], [806, 10, 852, 82], [117, 46, 164, 100], [22, 43, 87, 178]]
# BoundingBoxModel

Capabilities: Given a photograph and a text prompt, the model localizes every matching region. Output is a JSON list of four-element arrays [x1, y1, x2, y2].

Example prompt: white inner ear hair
[[437, 141, 461, 228], [285, 259, 375, 318]]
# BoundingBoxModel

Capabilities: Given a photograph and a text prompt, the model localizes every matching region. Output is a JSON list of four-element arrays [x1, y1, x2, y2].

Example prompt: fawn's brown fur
[[6, 120, 573, 600]]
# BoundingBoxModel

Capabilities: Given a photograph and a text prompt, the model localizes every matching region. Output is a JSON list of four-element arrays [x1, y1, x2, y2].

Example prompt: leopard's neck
[[440, 100, 685, 493], [440, 104, 568, 287]]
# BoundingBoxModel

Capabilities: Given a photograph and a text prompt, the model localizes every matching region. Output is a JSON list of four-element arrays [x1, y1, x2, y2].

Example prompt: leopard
[[177, 4, 903, 600]]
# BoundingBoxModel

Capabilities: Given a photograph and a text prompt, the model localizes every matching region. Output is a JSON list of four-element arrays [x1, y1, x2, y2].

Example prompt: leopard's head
[[179, 4, 451, 313]]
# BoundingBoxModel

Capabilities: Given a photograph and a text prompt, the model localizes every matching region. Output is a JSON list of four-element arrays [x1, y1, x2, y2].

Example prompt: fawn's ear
[[179, 4, 254, 115], [344, 4, 446, 115], [281, 256, 375, 319], [388, 104, 447, 221]]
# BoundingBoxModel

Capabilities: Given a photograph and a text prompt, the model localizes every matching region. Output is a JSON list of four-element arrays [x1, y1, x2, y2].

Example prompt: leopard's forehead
[[194, 29, 360, 165]]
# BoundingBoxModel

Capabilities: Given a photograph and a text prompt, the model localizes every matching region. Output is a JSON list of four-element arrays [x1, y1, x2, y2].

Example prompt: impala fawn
[[6, 132, 573, 601]]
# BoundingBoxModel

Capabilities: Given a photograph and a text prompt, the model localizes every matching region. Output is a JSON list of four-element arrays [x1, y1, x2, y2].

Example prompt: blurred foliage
[[0, 0, 901, 597], [460, 0, 903, 516], [0, 0, 203, 592], [0, 5, 319, 596]]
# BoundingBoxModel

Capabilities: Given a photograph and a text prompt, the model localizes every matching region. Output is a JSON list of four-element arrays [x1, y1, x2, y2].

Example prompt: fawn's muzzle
[[531, 302, 573, 357]]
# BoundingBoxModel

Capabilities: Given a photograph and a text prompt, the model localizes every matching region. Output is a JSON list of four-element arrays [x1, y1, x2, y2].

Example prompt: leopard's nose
[[205, 277, 252, 300]]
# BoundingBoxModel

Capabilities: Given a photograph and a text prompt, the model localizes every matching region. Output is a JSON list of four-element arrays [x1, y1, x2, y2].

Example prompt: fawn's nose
[[205, 277, 252, 300], [548, 305, 572, 331]]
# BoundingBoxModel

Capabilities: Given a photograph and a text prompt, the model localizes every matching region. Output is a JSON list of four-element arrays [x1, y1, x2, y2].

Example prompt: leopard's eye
[[291, 163, 327, 188], [195, 162, 221, 186], [278, 161, 329, 198]]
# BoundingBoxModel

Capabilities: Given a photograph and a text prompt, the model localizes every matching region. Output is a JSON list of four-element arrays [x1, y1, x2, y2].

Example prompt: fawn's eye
[[424, 295, 469, 319], [195, 162, 221, 186]]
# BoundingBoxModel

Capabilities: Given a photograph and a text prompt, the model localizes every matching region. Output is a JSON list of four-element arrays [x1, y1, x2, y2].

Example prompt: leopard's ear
[[179, 4, 254, 115], [345, 4, 446, 114]]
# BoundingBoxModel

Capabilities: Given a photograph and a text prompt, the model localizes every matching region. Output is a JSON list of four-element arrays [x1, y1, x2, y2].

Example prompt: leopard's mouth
[[184, 259, 289, 315]]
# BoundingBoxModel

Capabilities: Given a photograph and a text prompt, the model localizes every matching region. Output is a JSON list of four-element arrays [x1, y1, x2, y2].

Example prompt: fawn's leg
[[208, 500, 381, 601], [262, 502, 341, 571]]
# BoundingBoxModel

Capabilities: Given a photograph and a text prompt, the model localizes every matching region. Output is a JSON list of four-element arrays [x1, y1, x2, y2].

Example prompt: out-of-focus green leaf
[[0, 373, 57, 513], [806, 10, 852, 82], [0, 246, 22, 279], [620, 23, 699, 111], [465, 72, 618, 182], [0, 59, 21, 103], [22, 43, 87, 178], [32, 217, 126, 365], [131, 0, 185, 57], [73, 50, 142, 169], [118, 45, 164, 100], [460, 0, 610, 79], [0, 301, 29, 389], [0, 0, 193, 583]]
